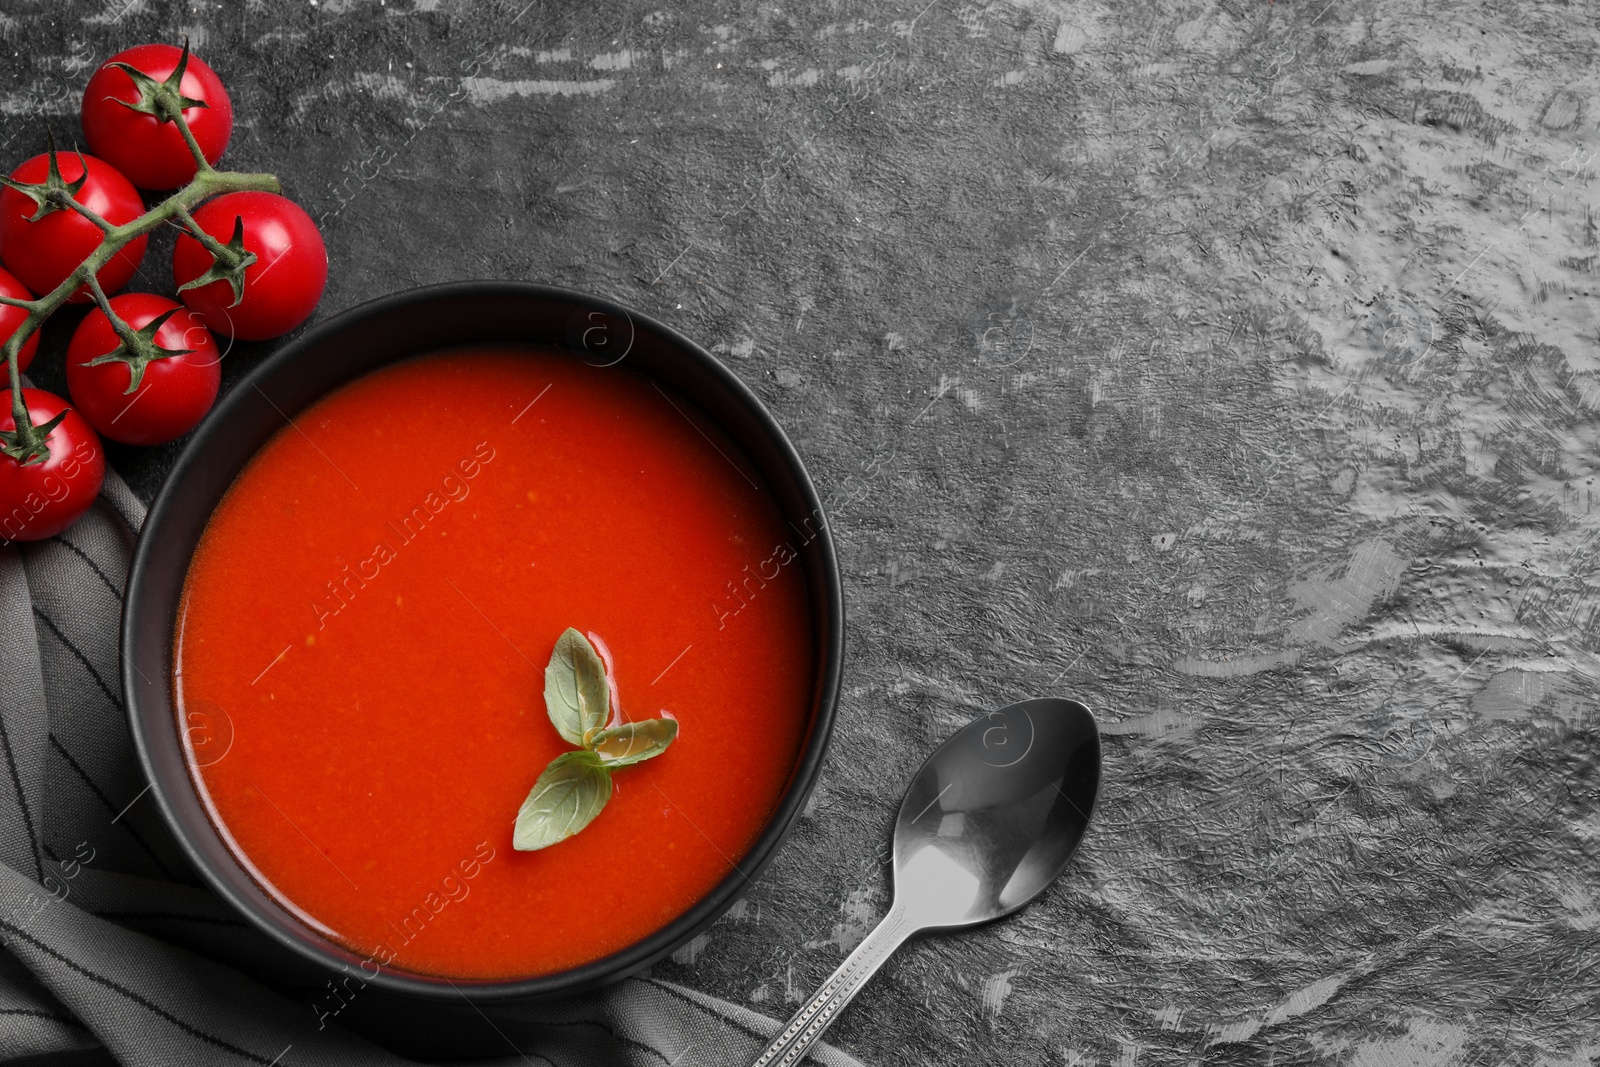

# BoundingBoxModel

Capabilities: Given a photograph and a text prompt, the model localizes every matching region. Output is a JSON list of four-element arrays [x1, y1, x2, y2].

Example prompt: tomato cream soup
[[175, 348, 814, 978]]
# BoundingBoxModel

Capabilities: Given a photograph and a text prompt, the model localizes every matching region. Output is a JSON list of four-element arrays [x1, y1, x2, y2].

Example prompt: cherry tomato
[[0, 389, 105, 543], [81, 43, 233, 191], [172, 191, 327, 340], [0, 152, 148, 302], [66, 293, 221, 446], [0, 266, 39, 374]]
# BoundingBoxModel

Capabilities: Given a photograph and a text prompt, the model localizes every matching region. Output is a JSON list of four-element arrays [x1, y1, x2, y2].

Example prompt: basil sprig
[[513, 628, 679, 851]]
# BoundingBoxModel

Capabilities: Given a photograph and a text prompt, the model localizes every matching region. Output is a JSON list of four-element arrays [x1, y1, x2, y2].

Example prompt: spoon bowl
[[895, 698, 1101, 929], [753, 697, 1101, 1066]]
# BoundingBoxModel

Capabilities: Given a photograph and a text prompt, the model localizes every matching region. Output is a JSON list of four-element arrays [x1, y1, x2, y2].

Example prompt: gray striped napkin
[[0, 470, 862, 1067]]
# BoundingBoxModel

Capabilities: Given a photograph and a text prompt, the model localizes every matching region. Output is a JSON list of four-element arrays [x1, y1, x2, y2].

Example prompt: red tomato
[[0, 389, 105, 543], [172, 191, 327, 340], [0, 152, 148, 302], [66, 293, 221, 446], [0, 266, 39, 374], [81, 43, 233, 191]]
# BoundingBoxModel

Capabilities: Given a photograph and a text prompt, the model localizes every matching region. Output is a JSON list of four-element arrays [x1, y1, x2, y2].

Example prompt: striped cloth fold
[[0, 470, 862, 1067]]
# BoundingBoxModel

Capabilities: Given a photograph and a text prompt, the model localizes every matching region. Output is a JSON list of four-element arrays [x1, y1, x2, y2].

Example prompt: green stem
[[61, 195, 115, 234], [82, 274, 139, 349], [5, 340, 23, 440], [172, 202, 232, 259], [174, 114, 214, 174]]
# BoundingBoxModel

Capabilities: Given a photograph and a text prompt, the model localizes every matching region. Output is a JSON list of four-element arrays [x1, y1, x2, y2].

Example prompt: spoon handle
[[750, 903, 919, 1067]]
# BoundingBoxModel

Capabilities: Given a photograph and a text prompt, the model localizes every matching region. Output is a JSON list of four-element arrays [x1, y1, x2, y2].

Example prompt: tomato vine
[[0, 40, 280, 468]]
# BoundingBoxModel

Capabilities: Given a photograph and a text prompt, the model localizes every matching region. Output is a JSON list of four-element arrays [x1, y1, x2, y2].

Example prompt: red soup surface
[[175, 347, 816, 979]]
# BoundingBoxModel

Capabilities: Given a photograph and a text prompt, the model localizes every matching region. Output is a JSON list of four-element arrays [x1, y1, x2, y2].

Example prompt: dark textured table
[[11, 1, 1600, 1064]]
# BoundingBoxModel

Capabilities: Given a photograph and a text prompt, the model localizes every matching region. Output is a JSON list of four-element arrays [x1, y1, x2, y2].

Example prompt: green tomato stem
[[171, 202, 232, 260], [174, 112, 214, 174], [81, 274, 138, 350], [5, 342, 24, 444], [61, 195, 115, 234]]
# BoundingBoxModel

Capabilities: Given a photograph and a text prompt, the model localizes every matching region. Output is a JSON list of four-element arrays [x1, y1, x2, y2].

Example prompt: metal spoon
[[751, 697, 1102, 1067]]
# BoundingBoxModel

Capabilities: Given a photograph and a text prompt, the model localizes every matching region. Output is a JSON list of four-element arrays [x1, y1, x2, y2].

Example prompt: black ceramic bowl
[[122, 282, 843, 1003]]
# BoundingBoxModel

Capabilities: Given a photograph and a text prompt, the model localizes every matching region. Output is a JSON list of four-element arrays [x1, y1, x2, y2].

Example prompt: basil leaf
[[512, 751, 613, 851], [544, 628, 610, 747], [587, 717, 678, 767]]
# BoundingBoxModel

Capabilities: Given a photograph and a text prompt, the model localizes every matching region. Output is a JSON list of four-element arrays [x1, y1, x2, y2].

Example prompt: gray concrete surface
[[8, 0, 1600, 1064]]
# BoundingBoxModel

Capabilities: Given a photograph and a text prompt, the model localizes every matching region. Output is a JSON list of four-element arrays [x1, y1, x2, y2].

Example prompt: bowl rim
[[122, 280, 845, 1001]]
